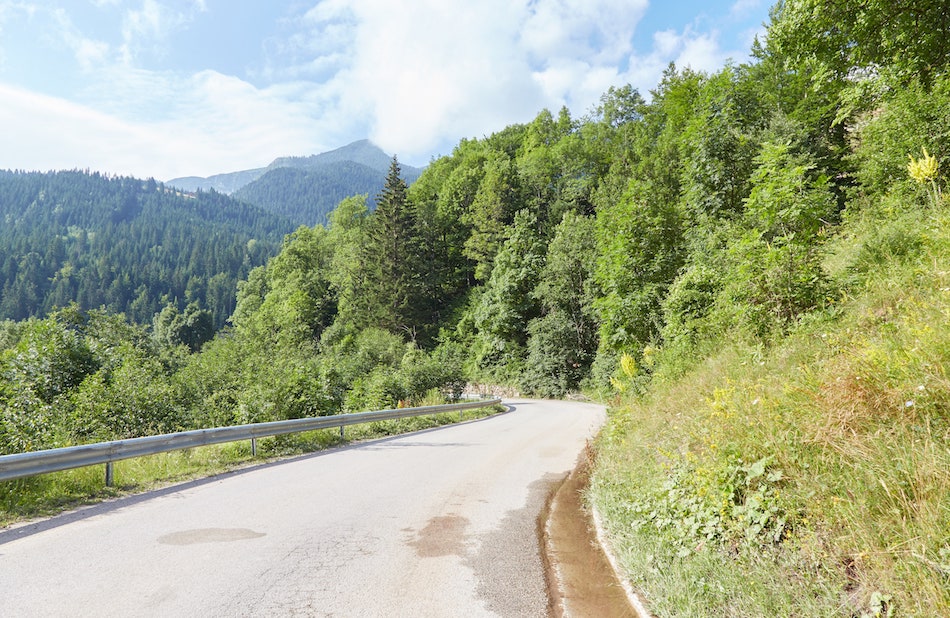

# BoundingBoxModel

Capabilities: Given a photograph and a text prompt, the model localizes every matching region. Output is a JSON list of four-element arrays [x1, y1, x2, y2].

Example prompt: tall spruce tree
[[358, 157, 428, 340]]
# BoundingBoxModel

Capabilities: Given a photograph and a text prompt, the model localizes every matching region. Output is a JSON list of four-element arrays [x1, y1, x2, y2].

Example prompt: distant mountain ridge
[[168, 140, 424, 227], [166, 140, 423, 196], [267, 139, 408, 175], [232, 161, 386, 227], [165, 167, 265, 195]]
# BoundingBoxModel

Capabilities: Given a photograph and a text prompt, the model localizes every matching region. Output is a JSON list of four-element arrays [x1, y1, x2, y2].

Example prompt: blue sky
[[0, 0, 771, 180]]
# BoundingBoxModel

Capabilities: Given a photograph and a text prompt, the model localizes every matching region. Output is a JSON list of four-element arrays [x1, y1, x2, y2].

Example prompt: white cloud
[[620, 26, 738, 100], [0, 2, 38, 68], [521, 0, 645, 64], [344, 1, 542, 157], [675, 30, 729, 73], [0, 0, 764, 178], [49, 8, 111, 71], [0, 82, 187, 176], [0, 74, 337, 179], [119, 0, 206, 64], [293, 0, 654, 160]]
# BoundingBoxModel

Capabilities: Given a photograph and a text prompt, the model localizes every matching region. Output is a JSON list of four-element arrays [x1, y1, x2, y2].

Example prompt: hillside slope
[[589, 158, 950, 616], [0, 171, 293, 327], [232, 158, 419, 227]]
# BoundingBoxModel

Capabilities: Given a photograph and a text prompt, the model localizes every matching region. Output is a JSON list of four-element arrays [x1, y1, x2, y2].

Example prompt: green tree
[[1, 311, 98, 404], [358, 158, 429, 340], [472, 209, 545, 377], [594, 180, 684, 357], [463, 150, 520, 281], [409, 153, 478, 315], [767, 0, 950, 88], [153, 302, 214, 352], [679, 67, 762, 225], [68, 345, 185, 441], [231, 226, 336, 349], [325, 194, 371, 333], [521, 213, 599, 396], [700, 141, 837, 339]]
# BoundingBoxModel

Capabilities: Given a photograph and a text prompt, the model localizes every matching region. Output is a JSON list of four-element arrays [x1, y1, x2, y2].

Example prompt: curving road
[[0, 399, 604, 617]]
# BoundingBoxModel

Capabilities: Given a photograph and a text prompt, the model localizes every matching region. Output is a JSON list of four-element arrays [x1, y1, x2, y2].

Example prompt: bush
[[67, 350, 185, 441], [722, 233, 832, 339], [661, 262, 723, 348], [852, 76, 950, 201], [520, 311, 592, 397]]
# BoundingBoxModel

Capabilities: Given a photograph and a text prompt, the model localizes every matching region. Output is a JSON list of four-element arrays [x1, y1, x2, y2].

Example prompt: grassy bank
[[589, 201, 950, 616], [1, 405, 502, 527]]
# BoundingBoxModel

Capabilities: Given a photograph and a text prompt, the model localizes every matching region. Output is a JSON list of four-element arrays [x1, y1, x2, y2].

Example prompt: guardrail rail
[[0, 398, 502, 486]]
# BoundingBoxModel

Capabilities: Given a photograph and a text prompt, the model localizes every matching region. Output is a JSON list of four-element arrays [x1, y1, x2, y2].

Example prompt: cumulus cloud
[[0, 0, 767, 178], [622, 23, 751, 99], [49, 8, 110, 70], [730, 0, 763, 18], [0, 82, 187, 176], [293, 0, 652, 160], [0, 73, 331, 179]]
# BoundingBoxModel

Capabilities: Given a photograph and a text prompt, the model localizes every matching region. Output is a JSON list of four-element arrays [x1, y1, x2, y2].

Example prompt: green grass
[[589, 200, 950, 616], [0, 404, 502, 527]]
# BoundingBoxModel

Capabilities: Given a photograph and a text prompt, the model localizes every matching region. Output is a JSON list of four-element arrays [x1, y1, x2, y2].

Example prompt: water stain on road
[[408, 514, 469, 557], [465, 474, 562, 617], [158, 528, 266, 545]]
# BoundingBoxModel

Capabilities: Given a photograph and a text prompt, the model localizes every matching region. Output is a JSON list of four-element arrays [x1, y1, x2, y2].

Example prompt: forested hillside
[[173, 139, 424, 227], [233, 161, 405, 226], [2, 0, 949, 613], [0, 171, 293, 327]]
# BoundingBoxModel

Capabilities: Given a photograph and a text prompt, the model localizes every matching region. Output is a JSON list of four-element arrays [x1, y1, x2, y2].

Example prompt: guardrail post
[[340, 425, 344, 440], [251, 438, 257, 456], [105, 462, 114, 487]]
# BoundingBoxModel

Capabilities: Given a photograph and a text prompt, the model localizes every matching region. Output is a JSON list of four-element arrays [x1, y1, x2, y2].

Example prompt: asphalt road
[[0, 399, 605, 617]]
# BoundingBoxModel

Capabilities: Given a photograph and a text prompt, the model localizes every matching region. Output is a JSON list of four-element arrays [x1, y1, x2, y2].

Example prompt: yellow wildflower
[[908, 147, 939, 184], [620, 353, 637, 378]]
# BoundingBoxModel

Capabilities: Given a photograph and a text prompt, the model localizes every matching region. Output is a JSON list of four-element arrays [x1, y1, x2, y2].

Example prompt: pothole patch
[[158, 528, 266, 545]]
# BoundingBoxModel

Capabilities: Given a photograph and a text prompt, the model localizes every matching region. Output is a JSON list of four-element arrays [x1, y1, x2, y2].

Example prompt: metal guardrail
[[0, 398, 502, 485]]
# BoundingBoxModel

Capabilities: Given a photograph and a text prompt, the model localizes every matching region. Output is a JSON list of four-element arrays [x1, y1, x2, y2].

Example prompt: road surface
[[0, 399, 604, 617]]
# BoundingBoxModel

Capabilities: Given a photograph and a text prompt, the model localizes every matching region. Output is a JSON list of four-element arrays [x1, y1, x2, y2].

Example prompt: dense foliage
[[0, 171, 291, 327], [3, 0, 950, 611], [233, 161, 393, 227]]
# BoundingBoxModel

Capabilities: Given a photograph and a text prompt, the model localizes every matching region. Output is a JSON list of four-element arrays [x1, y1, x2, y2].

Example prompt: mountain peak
[[167, 140, 422, 195]]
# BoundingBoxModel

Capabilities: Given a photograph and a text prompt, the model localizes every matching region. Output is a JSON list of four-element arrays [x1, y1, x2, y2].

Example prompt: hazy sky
[[0, 0, 771, 180]]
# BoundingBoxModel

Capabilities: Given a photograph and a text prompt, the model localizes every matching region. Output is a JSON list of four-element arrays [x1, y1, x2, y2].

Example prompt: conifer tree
[[358, 157, 428, 340]]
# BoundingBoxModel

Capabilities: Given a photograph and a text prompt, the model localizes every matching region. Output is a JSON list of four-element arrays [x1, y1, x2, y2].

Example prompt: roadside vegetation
[[591, 201, 950, 615], [589, 2, 950, 614]]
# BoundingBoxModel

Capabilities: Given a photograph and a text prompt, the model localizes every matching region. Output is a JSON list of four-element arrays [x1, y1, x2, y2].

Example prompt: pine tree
[[358, 157, 428, 340]]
